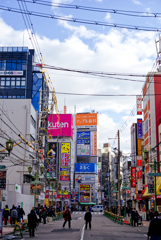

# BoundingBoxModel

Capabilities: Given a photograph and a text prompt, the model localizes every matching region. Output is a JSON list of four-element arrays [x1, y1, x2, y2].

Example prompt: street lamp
[[29, 165, 45, 210], [0, 139, 14, 160]]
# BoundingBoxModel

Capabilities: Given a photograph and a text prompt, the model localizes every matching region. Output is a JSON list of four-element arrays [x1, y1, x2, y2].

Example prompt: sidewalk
[[1, 226, 14, 238], [143, 221, 150, 227]]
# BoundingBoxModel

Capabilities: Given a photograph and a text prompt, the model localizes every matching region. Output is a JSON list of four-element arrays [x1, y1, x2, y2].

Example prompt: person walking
[[149, 209, 154, 221], [42, 208, 47, 224], [135, 210, 139, 227], [84, 209, 92, 230], [3, 205, 10, 225], [10, 206, 18, 224], [28, 209, 38, 238], [147, 211, 161, 240], [130, 208, 136, 227], [62, 207, 72, 229]]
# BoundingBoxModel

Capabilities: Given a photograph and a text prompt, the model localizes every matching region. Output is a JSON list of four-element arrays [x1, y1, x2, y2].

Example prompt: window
[[21, 81, 25, 86], [17, 96, 20, 98], [8, 47, 12, 51], [6, 81, 10, 86], [12, 60, 16, 70], [22, 60, 26, 70], [6, 60, 11, 70], [1, 81, 5, 86], [31, 115, 36, 129], [16, 81, 20, 86], [2, 60, 6, 70], [21, 96, 25, 99], [11, 81, 15, 87], [17, 60, 21, 70]]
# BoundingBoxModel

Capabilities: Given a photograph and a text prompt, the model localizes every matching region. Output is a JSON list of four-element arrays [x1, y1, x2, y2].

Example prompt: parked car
[[92, 205, 103, 212]]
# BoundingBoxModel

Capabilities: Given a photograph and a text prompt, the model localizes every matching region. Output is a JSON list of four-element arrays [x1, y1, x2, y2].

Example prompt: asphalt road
[[10, 212, 149, 240]]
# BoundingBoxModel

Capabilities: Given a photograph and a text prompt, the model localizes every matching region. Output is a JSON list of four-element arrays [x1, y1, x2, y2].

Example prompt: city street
[[11, 212, 149, 240]]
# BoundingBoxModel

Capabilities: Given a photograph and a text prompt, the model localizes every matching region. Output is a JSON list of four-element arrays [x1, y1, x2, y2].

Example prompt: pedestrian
[[84, 209, 92, 230], [10, 206, 18, 224], [62, 207, 72, 229], [130, 208, 136, 227], [17, 205, 21, 222], [42, 208, 47, 224], [147, 211, 161, 240], [28, 209, 38, 238], [149, 209, 154, 221], [3, 205, 10, 225], [19, 207, 25, 221], [135, 210, 139, 227]]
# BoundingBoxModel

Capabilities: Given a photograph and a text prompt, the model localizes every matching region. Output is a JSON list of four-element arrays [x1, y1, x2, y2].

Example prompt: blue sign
[[77, 131, 90, 156], [137, 119, 143, 139], [75, 163, 97, 173]]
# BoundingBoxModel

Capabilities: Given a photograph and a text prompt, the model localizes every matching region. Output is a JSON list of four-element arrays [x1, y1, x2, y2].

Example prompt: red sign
[[45, 190, 49, 198], [137, 166, 142, 179], [131, 167, 136, 187], [137, 156, 142, 166], [136, 96, 142, 115]]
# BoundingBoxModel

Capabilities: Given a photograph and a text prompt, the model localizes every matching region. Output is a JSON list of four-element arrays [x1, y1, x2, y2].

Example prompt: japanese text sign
[[137, 156, 142, 166], [60, 143, 70, 181], [137, 119, 143, 139], [136, 96, 142, 115], [131, 167, 136, 188], [80, 184, 90, 202], [75, 163, 97, 173], [76, 113, 97, 127]]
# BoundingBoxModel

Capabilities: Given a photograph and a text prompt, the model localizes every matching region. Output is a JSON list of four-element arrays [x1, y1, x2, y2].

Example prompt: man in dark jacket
[[62, 207, 72, 229], [84, 209, 92, 230], [149, 209, 154, 221], [147, 211, 161, 240], [28, 210, 37, 237], [130, 208, 136, 227]]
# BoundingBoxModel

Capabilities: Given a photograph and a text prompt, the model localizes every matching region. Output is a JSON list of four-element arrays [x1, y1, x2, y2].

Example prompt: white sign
[[0, 71, 23, 76], [15, 184, 21, 193], [136, 95, 142, 115], [138, 179, 143, 191]]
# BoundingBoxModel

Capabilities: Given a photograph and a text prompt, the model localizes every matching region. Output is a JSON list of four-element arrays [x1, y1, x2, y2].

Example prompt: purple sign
[[137, 119, 143, 139]]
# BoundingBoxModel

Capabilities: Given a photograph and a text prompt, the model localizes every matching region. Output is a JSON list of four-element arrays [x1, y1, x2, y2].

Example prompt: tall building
[[0, 46, 49, 111]]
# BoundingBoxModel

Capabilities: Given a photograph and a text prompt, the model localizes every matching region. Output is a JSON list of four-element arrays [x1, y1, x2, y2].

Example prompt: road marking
[[80, 224, 85, 240]]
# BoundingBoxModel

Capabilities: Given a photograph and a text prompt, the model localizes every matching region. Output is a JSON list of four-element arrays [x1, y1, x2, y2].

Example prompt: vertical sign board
[[137, 156, 142, 180], [77, 132, 90, 156], [79, 184, 90, 202], [148, 177, 154, 194], [47, 142, 57, 178], [137, 119, 143, 139], [131, 167, 136, 187], [91, 131, 97, 156], [136, 95, 142, 115], [60, 143, 70, 181], [0, 171, 6, 190]]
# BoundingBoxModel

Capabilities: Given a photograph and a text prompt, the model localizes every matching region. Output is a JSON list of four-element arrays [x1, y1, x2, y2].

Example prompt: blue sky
[[0, 0, 160, 152]]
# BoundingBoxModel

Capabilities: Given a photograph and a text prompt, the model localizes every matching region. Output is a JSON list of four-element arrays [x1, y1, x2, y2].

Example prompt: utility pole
[[118, 130, 121, 215]]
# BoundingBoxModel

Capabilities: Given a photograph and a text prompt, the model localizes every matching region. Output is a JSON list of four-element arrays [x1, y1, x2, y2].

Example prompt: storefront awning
[[143, 177, 161, 198], [79, 202, 96, 205]]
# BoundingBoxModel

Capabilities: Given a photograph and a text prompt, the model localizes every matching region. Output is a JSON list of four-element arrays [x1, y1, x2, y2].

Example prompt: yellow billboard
[[60, 143, 71, 181]]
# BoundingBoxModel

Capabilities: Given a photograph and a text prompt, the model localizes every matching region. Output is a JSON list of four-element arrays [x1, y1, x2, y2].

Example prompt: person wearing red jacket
[[62, 207, 72, 229]]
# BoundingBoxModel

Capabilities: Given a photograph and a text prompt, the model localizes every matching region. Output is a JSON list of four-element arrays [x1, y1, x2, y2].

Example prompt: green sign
[[148, 173, 161, 177]]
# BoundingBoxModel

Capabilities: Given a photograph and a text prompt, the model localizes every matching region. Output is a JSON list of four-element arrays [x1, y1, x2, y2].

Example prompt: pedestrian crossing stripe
[[72, 212, 103, 215]]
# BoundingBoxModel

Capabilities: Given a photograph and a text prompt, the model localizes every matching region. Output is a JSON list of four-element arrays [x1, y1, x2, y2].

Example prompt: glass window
[[6, 81, 10, 86], [13, 47, 17, 52], [3, 47, 7, 51], [11, 81, 15, 86], [4, 96, 7, 98], [11, 78, 15, 80], [13, 96, 16, 98], [1, 78, 5, 80], [16, 78, 20, 80], [17, 96, 20, 98], [23, 47, 28, 52], [6, 60, 11, 70], [21, 81, 25, 86], [16, 81, 20, 86], [6, 78, 10, 80], [1, 81, 5, 86], [12, 60, 16, 70], [8, 96, 11, 98], [22, 60, 26, 70], [18, 47, 22, 52], [2, 60, 6, 70], [17, 60, 21, 70], [0, 47, 2, 51], [8, 47, 12, 51], [21, 96, 25, 99]]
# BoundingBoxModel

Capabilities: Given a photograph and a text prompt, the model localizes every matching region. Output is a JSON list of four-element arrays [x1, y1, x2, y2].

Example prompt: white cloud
[[0, 16, 157, 152], [132, 0, 142, 5], [105, 13, 111, 20]]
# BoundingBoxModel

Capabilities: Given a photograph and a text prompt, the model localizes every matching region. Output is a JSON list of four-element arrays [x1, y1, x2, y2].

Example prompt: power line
[[0, 5, 161, 32], [20, 0, 161, 18]]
